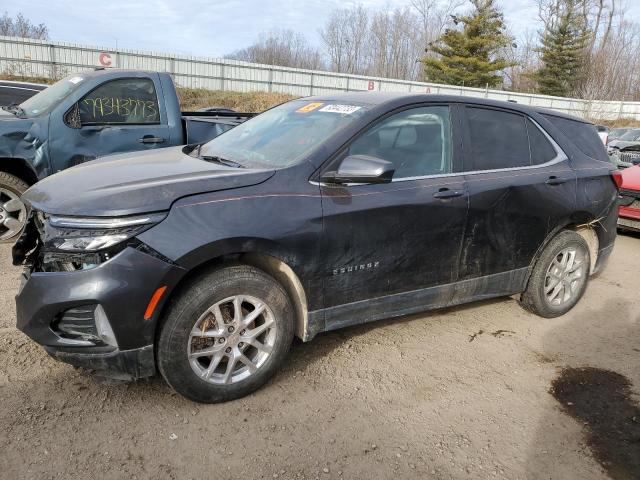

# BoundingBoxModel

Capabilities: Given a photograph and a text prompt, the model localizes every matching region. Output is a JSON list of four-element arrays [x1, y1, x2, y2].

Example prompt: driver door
[[48, 76, 171, 173], [319, 104, 469, 330]]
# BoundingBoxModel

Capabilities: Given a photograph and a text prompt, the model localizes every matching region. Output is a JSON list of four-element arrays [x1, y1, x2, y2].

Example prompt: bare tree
[[227, 29, 324, 70], [368, 7, 424, 80], [410, 0, 465, 47], [503, 29, 539, 92], [319, 5, 370, 74], [0, 12, 48, 39]]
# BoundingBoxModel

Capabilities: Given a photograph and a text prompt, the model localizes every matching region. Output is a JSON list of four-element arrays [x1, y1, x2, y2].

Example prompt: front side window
[[345, 105, 452, 179], [78, 78, 160, 125]]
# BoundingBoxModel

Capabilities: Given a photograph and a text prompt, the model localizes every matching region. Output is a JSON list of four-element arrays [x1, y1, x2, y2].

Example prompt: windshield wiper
[[200, 155, 245, 168]]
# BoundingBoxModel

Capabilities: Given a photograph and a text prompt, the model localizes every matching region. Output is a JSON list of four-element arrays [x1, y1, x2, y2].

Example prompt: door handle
[[545, 176, 567, 186], [139, 136, 165, 144], [433, 188, 464, 199]]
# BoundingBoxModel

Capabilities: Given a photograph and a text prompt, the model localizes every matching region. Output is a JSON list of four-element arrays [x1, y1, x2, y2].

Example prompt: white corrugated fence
[[1, 35, 639, 120]]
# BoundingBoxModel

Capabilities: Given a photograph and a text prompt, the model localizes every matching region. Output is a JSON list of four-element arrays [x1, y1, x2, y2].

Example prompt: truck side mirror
[[64, 103, 81, 129]]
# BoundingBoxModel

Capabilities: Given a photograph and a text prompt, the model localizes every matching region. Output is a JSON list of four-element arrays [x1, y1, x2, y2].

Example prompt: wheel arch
[[159, 240, 312, 342], [525, 215, 601, 290], [0, 157, 39, 186]]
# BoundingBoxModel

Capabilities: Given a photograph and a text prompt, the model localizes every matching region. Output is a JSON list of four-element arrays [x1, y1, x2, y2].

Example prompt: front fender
[[0, 116, 49, 178]]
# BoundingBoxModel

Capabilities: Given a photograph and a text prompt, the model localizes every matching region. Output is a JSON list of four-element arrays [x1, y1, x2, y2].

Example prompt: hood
[[608, 140, 640, 150], [621, 165, 640, 191], [23, 146, 275, 216]]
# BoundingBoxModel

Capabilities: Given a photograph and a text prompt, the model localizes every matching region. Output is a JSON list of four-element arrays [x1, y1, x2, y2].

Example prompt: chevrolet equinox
[[13, 93, 620, 403]]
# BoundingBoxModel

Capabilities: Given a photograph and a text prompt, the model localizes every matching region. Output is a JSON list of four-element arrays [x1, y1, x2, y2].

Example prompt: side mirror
[[63, 103, 81, 129], [322, 155, 394, 185]]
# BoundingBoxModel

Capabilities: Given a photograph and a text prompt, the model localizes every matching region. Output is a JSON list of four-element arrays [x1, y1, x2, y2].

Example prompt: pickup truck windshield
[[199, 100, 369, 168], [20, 75, 86, 116]]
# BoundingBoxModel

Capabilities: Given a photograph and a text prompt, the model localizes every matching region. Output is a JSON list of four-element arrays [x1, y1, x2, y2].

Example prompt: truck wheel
[[158, 265, 295, 403], [519, 230, 591, 318], [0, 172, 29, 243]]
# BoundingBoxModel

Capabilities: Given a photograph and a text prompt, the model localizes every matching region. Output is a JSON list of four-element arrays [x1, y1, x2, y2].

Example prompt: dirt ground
[[1, 234, 638, 480]]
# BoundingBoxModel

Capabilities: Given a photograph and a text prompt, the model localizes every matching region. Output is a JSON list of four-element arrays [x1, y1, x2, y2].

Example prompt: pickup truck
[[0, 69, 252, 242]]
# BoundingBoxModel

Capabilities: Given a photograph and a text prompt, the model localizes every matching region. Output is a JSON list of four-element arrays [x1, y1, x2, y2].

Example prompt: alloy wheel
[[187, 295, 277, 384], [0, 188, 27, 242], [544, 247, 587, 306]]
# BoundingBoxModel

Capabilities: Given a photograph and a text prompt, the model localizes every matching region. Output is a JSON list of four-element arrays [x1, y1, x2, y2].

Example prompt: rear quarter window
[[542, 115, 608, 162]]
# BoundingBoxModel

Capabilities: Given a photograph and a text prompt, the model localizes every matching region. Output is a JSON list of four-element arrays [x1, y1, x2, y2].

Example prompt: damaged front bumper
[[15, 242, 185, 380]]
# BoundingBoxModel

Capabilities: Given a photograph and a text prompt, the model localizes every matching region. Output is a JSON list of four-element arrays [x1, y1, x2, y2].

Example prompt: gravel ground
[[1, 234, 638, 480]]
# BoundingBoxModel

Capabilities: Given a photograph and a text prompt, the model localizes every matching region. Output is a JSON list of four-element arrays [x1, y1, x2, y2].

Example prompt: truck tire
[[158, 265, 295, 403], [0, 172, 29, 243], [519, 230, 591, 318]]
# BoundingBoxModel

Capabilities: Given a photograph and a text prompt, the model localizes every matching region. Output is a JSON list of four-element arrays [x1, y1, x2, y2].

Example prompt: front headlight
[[43, 212, 167, 252]]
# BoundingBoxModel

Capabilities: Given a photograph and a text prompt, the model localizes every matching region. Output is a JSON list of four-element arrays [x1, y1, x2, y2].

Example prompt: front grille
[[619, 151, 640, 165]]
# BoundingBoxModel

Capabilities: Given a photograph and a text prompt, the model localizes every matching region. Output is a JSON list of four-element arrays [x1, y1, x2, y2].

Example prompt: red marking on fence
[[99, 53, 112, 67]]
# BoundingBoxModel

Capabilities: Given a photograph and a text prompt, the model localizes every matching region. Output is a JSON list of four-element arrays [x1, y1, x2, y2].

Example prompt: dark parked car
[[13, 93, 619, 403], [0, 69, 252, 243], [0, 80, 47, 106]]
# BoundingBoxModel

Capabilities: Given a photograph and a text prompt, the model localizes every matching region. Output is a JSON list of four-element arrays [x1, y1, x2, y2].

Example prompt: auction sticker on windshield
[[319, 104, 362, 114], [296, 102, 323, 113]]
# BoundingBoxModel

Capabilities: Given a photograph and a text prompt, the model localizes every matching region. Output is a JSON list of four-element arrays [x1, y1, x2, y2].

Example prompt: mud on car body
[[13, 93, 619, 403]]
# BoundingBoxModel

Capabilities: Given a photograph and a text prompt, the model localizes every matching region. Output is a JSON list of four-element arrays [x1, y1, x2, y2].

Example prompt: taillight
[[611, 170, 623, 189]]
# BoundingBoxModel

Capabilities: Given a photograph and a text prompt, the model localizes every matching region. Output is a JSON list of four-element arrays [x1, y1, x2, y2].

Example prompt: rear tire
[[158, 265, 294, 403], [519, 230, 591, 318], [0, 172, 29, 244]]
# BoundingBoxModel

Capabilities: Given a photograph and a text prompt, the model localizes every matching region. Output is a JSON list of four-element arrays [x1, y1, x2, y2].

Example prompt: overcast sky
[[3, 0, 637, 59]]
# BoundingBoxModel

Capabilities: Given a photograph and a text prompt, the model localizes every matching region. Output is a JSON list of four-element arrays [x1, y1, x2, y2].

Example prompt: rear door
[[319, 104, 469, 328], [48, 75, 171, 172], [459, 105, 576, 284]]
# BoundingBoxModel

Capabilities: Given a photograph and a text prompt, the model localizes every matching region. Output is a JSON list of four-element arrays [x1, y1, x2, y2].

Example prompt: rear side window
[[526, 118, 557, 165], [466, 107, 531, 170], [542, 115, 608, 162], [78, 78, 160, 125]]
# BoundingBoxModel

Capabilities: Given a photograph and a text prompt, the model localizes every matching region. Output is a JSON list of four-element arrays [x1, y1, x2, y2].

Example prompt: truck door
[[48, 75, 172, 173]]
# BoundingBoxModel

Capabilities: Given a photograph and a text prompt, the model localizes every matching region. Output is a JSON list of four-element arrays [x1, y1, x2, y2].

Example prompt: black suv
[[13, 93, 619, 403]]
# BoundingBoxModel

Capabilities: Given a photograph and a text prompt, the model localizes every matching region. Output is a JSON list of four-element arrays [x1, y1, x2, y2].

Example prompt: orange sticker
[[296, 102, 323, 113]]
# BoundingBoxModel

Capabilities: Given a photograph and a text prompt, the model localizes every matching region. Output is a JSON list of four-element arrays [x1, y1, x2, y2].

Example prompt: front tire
[[519, 230, 591, 318], [158, 265, 294, 403], [0, 172, 29, 243]]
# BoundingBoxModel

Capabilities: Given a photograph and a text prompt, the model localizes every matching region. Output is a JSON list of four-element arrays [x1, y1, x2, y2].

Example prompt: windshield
[[610, 128, 628, 137], [619, 129, 640, 141], [20, 74, 86, 116], [199, 100, 369, 168]]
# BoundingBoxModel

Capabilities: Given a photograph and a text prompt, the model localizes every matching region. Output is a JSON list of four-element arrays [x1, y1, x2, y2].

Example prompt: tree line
[[227, 0, 639, 101], [2, 3, 638, 101]]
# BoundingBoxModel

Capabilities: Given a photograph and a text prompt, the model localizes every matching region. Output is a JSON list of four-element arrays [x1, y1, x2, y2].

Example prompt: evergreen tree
[[534, 0, 589, 97], [421, 0, 514, 88]]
